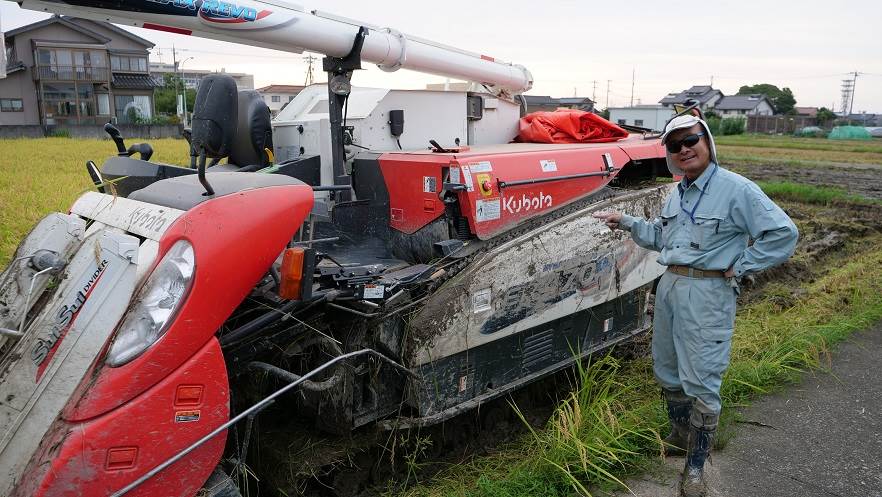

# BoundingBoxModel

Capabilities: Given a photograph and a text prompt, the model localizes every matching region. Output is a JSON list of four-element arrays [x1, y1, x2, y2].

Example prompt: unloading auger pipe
[[108, 348, 416, 497], [15, 0, 533, 95]]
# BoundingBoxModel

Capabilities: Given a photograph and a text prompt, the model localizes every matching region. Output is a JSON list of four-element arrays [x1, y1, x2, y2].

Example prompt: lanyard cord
[[679, 164, 718, 224]]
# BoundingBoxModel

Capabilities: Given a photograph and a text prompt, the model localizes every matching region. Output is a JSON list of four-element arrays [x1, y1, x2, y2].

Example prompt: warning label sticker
[[450, 167, 461, 184], [540, 159, 558, 172], [423, 176, 437, 193], [475, 198, 501, 222], [175, 410, 201, 423], [461, 166, 475, 192], [469, 161, 493, 173], [473, 288, 492, 313], [363, 284, 385, 299]]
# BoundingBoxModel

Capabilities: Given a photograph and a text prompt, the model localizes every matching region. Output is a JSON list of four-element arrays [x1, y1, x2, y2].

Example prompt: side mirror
[[190, 74, 238, 195]]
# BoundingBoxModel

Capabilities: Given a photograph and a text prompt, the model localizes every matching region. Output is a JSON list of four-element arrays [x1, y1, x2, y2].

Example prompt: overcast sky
[[3, 0, 881, 112]]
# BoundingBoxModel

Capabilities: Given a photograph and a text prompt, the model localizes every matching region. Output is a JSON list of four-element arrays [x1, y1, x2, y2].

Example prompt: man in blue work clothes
[[594, 114, 798, 497]]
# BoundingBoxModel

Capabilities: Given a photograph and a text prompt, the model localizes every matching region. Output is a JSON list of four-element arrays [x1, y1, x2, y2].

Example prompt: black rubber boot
[[680, 409, 718, 497], [662, 389, 691, 457]]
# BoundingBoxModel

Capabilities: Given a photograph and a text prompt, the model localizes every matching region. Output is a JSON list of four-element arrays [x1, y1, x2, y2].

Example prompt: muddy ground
[[252, 164, 882, 496], [730, 162, 882, 200]]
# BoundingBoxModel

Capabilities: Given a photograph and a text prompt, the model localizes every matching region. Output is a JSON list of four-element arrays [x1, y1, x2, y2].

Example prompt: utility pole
[[710, 75, 714, 86], [591, 80, 597, 103], [172, 45, 181, 122], [630, 68, 635, 107], [605, 79, 611, 110], [840, 71, 859, 117], [303, 54, 317, 86], [849, 71, 859, 116]]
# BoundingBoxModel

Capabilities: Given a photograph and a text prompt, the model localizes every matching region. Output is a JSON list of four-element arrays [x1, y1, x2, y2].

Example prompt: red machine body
[[379, 135, 665, 239], [12, 184, 314, 497]]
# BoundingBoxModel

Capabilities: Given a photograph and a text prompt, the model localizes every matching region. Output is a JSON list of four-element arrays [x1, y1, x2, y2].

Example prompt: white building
[[257, 84, 306, 117], [149, 62, 254, 90], [714, 94, 775, 118], [608, 105, 674, 131]]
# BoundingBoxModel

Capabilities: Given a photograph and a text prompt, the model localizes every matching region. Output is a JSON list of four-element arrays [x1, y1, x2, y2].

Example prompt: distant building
[[149, 62, 254, 90], [659, 85, 723, 112], [608, 105, 674, 131], [794, 106, 819, 118], [1, 15, 159, 126], [715, 94, 775, 118], [522, 95, 594, 113], [257, 84, 306, 116]]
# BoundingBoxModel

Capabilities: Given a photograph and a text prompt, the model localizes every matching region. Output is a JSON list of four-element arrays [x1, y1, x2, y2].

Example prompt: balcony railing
[[34, 65, 109, 82]]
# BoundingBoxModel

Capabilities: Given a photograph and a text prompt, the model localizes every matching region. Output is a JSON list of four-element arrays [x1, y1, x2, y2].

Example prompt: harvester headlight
[[106, 240, 195, 367]]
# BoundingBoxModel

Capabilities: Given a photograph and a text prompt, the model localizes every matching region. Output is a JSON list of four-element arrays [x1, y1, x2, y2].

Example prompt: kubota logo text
[[32, 259, 108, 380], [503, 192, 552, 214]]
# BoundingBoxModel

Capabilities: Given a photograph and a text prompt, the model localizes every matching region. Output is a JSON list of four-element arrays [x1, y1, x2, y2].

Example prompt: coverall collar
[[678, 162, 718, 194]]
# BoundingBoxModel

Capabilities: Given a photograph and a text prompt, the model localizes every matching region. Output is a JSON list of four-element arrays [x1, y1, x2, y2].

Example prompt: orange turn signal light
[[280, 248, 307, 300]]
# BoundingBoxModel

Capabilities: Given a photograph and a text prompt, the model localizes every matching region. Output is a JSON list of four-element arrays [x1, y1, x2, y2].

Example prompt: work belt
[[666, 265, 725, 278]]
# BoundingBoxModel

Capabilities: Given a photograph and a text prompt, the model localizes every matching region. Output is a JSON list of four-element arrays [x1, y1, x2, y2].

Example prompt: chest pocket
[[659, 202, 680, 249], [691, 212, 728, 250]]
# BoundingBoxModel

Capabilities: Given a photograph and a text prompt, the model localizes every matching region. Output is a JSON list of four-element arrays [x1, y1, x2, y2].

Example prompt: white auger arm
[[15, 0, 533, 95]]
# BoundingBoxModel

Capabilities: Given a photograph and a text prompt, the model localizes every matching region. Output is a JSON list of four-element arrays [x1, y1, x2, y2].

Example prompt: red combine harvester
[[0, 1, 675, 495]]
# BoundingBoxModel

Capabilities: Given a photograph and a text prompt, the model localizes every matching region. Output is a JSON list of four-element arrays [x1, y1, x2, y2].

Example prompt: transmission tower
[[303, 55, 317, 86], [840, 72, 858, 116]]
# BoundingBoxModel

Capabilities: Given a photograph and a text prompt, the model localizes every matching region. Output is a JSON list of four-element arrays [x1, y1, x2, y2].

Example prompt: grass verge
[[756, 181, 881, 206], [399, 233, 882, 497]]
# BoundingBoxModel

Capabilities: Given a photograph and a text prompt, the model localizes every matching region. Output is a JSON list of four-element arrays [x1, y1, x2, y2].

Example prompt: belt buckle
[[687, 267, 696, 278]]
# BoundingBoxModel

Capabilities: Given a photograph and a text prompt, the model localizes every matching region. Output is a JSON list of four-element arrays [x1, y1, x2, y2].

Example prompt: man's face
[[667, 124, 711, 179]]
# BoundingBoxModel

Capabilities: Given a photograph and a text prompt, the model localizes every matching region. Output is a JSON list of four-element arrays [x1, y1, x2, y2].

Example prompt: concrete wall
[[0, 124, 182, 139], [609, 106, 675, 131]]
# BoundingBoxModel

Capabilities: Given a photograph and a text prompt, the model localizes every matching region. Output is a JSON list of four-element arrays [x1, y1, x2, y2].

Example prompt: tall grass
[[402, 237, 882, 497]]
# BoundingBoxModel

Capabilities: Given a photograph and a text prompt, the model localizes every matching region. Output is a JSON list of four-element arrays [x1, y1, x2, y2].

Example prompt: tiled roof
[[112, 73, 160, 90], [659, 86, 721, 105], [257, 84, 306, 94]]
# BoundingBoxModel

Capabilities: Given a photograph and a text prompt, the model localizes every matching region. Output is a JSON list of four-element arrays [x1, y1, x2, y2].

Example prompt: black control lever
[[126, 143, 154, 161], [103, 123, 127, 155]]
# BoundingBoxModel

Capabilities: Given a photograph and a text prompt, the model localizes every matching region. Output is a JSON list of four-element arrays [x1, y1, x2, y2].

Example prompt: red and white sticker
[[175, 410, 201, 423], [540, 159, 558, 172], [469, 161, 493, 173], [476, 198, 501, 222], [363, 284, 385, 299], [461, 166, 475, 192]]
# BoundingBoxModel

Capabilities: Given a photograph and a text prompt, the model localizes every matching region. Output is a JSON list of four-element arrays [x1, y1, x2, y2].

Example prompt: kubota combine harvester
[[0, 1, 675, 495]]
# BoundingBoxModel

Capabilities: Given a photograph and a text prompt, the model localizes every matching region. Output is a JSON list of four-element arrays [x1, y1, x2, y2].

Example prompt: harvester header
[[16, 0, 534, 95]]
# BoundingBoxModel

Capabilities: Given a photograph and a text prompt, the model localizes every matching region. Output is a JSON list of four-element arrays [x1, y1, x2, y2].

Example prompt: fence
[[0, 124, 183, 139], [746, 115, 818, 135]]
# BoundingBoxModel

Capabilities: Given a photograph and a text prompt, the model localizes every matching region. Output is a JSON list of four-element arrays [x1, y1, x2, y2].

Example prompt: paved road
[[612, 323, 882, 497]]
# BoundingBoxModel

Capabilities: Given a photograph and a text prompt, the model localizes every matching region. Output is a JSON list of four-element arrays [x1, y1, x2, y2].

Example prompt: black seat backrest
[[191, 74, 238, 160], [229, 89, 274, 168]]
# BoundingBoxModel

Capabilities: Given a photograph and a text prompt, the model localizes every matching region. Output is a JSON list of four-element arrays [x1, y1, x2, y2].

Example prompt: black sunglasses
[[665, 132, 705, 154]]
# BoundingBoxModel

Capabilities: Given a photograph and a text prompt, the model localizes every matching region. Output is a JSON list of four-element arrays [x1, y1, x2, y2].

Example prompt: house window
[[97, 94, 110, 115], [271, 95, 281, 103], [634, 119, 644, 127], [111, 55, 148, 73], [0, 98, 24, 112], [115, 95, 153, 123], [617, 119, 627, 125]]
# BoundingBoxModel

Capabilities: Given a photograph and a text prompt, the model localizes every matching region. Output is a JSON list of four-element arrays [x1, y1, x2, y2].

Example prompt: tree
[[816, 107, 837, 127], [154, 73, 196, 115], [737, 84, 796, 114]]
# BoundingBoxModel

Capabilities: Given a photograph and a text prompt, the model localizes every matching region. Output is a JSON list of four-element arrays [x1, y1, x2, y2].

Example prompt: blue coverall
[[620, 162, 798, 415]]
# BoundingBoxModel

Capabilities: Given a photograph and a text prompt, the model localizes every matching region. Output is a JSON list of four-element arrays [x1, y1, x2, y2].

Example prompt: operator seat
[[228, 89, 274, 169]]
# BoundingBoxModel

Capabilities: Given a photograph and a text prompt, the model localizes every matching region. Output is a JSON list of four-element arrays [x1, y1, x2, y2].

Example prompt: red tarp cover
[[517, 109, 629, 144]]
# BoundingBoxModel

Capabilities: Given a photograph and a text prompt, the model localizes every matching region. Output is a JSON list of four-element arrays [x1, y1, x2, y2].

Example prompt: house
[[149, 62, 255, 90], [1, 15, 159, 126], [257, 84, 306, 116], [608, 105, 674, 131], [522, 95, 594, 113], [659, 85, 723, 112], [794, 106, 819, 118], [714, 94, 775, 118]]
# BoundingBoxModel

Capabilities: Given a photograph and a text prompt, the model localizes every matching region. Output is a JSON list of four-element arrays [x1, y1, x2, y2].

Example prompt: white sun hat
[[659, 114, 718, 176]]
